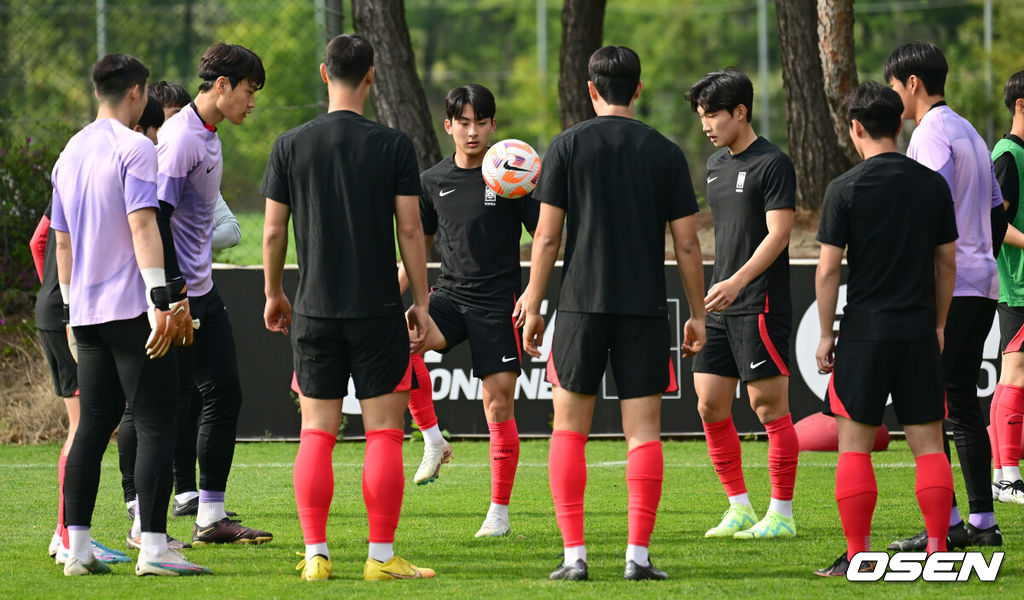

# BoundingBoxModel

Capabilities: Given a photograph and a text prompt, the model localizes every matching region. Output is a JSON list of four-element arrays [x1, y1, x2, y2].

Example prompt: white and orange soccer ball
[[481, 139, 542, 199]]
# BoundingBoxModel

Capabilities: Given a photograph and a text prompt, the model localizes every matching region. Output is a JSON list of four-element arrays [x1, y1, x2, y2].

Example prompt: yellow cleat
[[704, 503, 758, 538], [296, 553, 332, 581], [363, 555, 436, 581]]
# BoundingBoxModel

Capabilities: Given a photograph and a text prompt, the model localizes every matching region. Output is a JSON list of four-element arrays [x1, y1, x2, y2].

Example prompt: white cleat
[[48, 532, 61, 558], [414, 440, 452, 485], [135, 549, 211, 576], [993, 482, 1004, 501], [474, 513, 511, 538], [998, 479, 1024, 504], [63, 554, 111, 576]]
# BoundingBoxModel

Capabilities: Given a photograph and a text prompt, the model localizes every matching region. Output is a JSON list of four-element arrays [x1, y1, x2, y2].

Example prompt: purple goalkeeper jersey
[[157, 103, 222, 297], [49, 119, 159, 326], [907, 104, 1001, 299]]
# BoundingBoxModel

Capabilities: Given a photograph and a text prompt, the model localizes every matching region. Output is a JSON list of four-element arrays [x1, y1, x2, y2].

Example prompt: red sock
[[407, 354, 438, 431], [990, 384, 1004, 470], [363, 429, 405, 544], [488, 419, 519, 505], [626, 441, 663, 547], [765, 414, 799, 501], [703, 416, 746, 497], [836, 452, 876, 560], [915, 452, 954, 554], [293, 428, 336, 545], [56, 449, 68, 538], [997, 384, 1024, 468], [549, 430, 587, 547]]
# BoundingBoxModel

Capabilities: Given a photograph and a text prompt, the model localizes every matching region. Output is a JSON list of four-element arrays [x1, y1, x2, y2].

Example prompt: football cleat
[[56, 539, 132, 565], [474, 512, 511, 538], [549, 559, 588, 581], [296, 553, 332, 581], [48, 532, 61, 558], [135, 549, 211, 576], [192, 518, 272, 545], [887, 520, 969, 551], [171, 496, 237, 518], [63, 554, 112, 576], [363, 555, 435, 581], [998, 479, 1024, 504], [704, 503, 758, 538], [993, 481, 1004, 501], [733, 510, 796, 539], [624, 559, 668, 580], [966, 523, 1003, 546], [813, 552, 877, 577], [413, 440, 453, 485], [126, 531, 192, 551]]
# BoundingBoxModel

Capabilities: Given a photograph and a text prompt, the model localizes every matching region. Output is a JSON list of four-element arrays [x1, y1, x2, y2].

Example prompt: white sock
[[131, 507, 142, 538], [768, 498, 792, 519], [197, 501, 227, 527], [422, 425, 444, 445], [564, 544, 586, 564], [625, 544, 649, 566], [368, 542, 394, 562], [306, 543, 329, 561], [487, 502, 509, 520], [994, 468, 1004, 483], [140, 531, 168, 558], [728, 493, 751, 508], [68, 528, 91, 561], [175, 491, 199, 504], [1003, 465, 1022, 482]]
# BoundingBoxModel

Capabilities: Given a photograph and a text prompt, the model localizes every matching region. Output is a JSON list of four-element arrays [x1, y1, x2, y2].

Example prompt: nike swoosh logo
[[382, 570, 422, 579], [750, 360, 767, 369], [501, 356, 516, 363], [503, 160, 531, 173], [439, 189, 456, 196], [707, 176, 718, 183], [196, 526, 216, 536], [494, 456, 511, 461], [206, 166, 215, 174]]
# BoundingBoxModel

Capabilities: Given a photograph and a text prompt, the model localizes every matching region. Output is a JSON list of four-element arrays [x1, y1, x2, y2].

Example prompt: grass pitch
[[2, 439, 1019, 598]]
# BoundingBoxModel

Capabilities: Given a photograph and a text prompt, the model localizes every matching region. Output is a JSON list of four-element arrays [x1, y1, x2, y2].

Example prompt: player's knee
[[697, 398, 730, 423]]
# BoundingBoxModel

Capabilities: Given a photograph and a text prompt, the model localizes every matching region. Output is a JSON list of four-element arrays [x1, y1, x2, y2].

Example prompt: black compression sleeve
[[157, 200, 183, 281], [992, 203, 1008, 259]]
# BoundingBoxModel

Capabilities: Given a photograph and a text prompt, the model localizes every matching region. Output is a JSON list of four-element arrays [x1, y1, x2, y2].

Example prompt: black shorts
[[998, 303, 1024, 354], [547, 311, 677, 398], [38, 328, 78, 398], [692, 312, 791, 382], [291, 312, 412, 400], [430, 290, 521, 377], [824, 338, 946, 426]]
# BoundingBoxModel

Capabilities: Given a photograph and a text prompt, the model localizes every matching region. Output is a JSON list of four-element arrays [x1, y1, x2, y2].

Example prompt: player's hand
[[936, 327, 945, 354], [66, 325, 79, 363], [513, 288, 529, 328], [146, 305, 175, 359], [169, 298, 194, 346], [406, 303, 431, 353], [681, 317, 706, 358], [264, 293, 292, 335], [704, 277, 742, 313], [816, 335, 836, 373], [523, 312, 546, 358]]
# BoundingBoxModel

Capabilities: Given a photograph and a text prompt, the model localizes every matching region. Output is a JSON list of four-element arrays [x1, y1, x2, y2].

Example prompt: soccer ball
[[481, 139, 542, 199]]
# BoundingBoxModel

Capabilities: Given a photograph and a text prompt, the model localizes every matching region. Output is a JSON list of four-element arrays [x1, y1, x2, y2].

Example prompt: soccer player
[[153, 44, 273, 547], [814, 81, 958, 576], [51, 53, 206, 576], [132, 95, 164, 143], [885, 42, 1005, 550], [684, 68, 800, 539], [261, 34, 435, 581], [989, 69, 1024, 504], [396, 83, 538, 537], [523, 45, 707, 581]]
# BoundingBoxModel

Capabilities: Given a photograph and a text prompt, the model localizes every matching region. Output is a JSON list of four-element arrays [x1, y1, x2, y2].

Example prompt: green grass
[[2, 440, 1019, 598]]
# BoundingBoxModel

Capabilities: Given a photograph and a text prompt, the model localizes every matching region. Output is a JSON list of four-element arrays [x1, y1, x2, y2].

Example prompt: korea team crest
[[484, 186, 496, 206]]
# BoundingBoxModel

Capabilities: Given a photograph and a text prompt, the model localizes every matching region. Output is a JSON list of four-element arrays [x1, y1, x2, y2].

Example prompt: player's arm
[[29, 213, 49, 282], [934, 240, 956, 353], [705, 207, 794, 313], [211, 192, 242, 251], [262, 197, 292, 335], [814, 243, 843, 373], [127, 207, 180, 358], [522, 203, 564, 358], [396, 193, 431, 352], [670, 214, 706, 357], [397, 234, 433, 295]]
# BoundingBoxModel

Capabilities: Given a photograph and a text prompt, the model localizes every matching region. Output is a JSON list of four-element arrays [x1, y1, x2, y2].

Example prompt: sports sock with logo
[[626, 440, 663, 561], [294, 428, 336, 547], [549, 430, 587, 548], [835, 451, 876, 560], [488, 419, 519, 506], [990, 384, 1004, 473], [56, 450, 68, 539], [703, 416, 746, 497], [765, 413, 799, 510], [915, 452, 954, 554], [407, 354, 439, 432], [196, 490, 226, 527], [997, 384, 1024, 470], [363, 429, 405, 545]]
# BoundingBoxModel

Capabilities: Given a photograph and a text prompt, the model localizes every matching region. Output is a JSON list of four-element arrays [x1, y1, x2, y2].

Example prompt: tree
[[817, 0, 859, 165], [775, 0, 853, 210], [558, 0, 606, 129], [352, 0, 441, 172]]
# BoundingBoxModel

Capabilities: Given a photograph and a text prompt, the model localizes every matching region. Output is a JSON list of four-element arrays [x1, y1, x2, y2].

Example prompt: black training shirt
[[260, 110, 420, 319], [420, 154, 539, 309], [705, 136, 796, 315], [817, 152, 958, 341], [34, 201, 64, 331], [533, 115, 698, 317]]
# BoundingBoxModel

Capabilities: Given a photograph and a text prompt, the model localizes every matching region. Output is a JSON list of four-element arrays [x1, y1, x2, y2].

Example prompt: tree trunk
[[558, 0, 606, 129], [817, 0, 859, 165], [775, 0, 853, 211], [352, 0, 441, 172]]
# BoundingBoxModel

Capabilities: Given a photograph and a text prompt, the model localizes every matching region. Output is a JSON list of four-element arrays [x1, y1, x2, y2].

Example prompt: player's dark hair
[[325, 34, 374, 88], [685, 68, 754, 122], [198, 43, 265, 92], [138, 95, 165, 130], [92, 54, 149, 101], [883, 42, 947, 97], [843, 81, 903, 140], [150, 80, 190, 110], [1004, 70, 1024, 114], [588, 46, 641, 107], [445, 84, 496, 121]]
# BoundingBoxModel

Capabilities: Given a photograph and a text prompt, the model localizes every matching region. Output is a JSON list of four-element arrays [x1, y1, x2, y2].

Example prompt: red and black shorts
[[429, 290, 522, 377], [38, 328, 78, 398], [546, 311, 677, 398], [998, 303, 1024, 354], [824, 338, 946, 426], [290, 312, 412, 400], [692, 312, 790, 382]]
